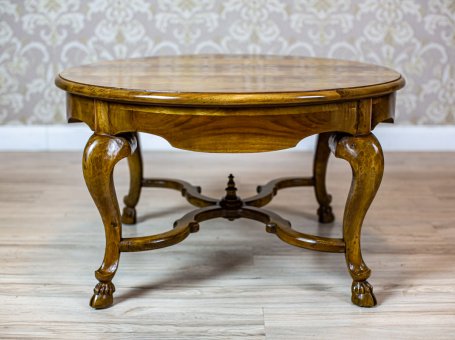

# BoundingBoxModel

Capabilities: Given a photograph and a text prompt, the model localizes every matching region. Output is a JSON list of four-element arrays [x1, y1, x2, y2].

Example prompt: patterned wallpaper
[[0, 0, 453, 125]]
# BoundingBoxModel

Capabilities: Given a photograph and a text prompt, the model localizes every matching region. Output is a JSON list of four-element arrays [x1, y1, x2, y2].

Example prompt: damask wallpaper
[[0, 0, 453, 125]]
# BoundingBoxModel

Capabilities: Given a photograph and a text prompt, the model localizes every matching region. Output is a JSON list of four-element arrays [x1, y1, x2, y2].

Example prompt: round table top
[[56, 54, 404, 106]]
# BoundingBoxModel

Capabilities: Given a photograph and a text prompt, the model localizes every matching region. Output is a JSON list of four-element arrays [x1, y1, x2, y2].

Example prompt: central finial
[[220, 174, 243, 210], [225, 174, 238, 200]]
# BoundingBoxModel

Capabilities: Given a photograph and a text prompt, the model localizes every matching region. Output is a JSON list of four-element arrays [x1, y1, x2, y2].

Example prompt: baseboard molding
[[0, 125, 454, 151]]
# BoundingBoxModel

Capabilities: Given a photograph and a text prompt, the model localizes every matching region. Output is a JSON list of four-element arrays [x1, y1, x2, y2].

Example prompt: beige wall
[[0, 0, 453, 125]]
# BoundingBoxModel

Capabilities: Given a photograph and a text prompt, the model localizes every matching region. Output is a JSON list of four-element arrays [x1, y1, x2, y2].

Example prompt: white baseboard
[[0, 124, 454, 151]]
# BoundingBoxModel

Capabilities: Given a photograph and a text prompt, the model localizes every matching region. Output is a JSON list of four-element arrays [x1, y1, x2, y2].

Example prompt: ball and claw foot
[[317, 205, 335, 223], [90, 282, 115, 309], [351, 280, 377, 307], [122, 206, 137, 225]]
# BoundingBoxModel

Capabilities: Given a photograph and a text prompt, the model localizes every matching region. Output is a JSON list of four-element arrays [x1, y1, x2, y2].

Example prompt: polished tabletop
[[56, 54, 404, 106]]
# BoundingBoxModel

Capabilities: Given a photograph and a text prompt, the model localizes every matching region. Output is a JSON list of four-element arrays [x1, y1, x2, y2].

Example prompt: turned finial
[[225, 174, 238, 200], [220, 174, 242, 210]]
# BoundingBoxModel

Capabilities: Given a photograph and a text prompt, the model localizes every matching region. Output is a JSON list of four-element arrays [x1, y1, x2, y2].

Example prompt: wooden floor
[[0, 151, 454, 339]]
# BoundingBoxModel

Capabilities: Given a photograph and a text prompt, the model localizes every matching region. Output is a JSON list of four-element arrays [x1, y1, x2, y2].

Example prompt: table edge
[[55, 74, 405, 107]]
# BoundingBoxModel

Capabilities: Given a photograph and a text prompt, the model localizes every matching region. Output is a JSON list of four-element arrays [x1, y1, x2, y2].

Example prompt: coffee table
[[55, 55, 405, 309]]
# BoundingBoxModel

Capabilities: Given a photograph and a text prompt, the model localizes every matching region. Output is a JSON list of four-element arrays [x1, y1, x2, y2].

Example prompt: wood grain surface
[[0, 151, 454, 338], [56, 55, 405, 106]]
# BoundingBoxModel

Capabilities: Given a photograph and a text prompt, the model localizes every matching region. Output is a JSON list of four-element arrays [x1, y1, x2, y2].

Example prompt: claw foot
[[90, 282, 115, 309], [351, 280, 377, 307], [122, 206, 137, 225], [317, 205, 334, 223]]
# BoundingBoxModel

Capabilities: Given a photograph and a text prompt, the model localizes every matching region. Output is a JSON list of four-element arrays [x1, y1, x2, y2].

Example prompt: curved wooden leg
[[330, 133, 384, 307], [122, 132, 143, 225], [82, 133, 136, 309], [313, 133, 334, 223]]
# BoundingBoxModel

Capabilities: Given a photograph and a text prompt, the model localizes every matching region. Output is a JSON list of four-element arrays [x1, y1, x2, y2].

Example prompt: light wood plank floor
[[0, 151, 454, 339]]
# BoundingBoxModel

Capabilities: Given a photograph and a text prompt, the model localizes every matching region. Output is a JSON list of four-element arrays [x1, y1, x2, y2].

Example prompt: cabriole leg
[[122, 132, 143, 225], [313, 133, 335, 223], [330, 133, 384, 307], [82, 133, 136, 309]]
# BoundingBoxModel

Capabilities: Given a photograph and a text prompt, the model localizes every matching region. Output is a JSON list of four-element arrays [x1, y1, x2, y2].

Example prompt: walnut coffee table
[[55, 55, 404, 309]]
